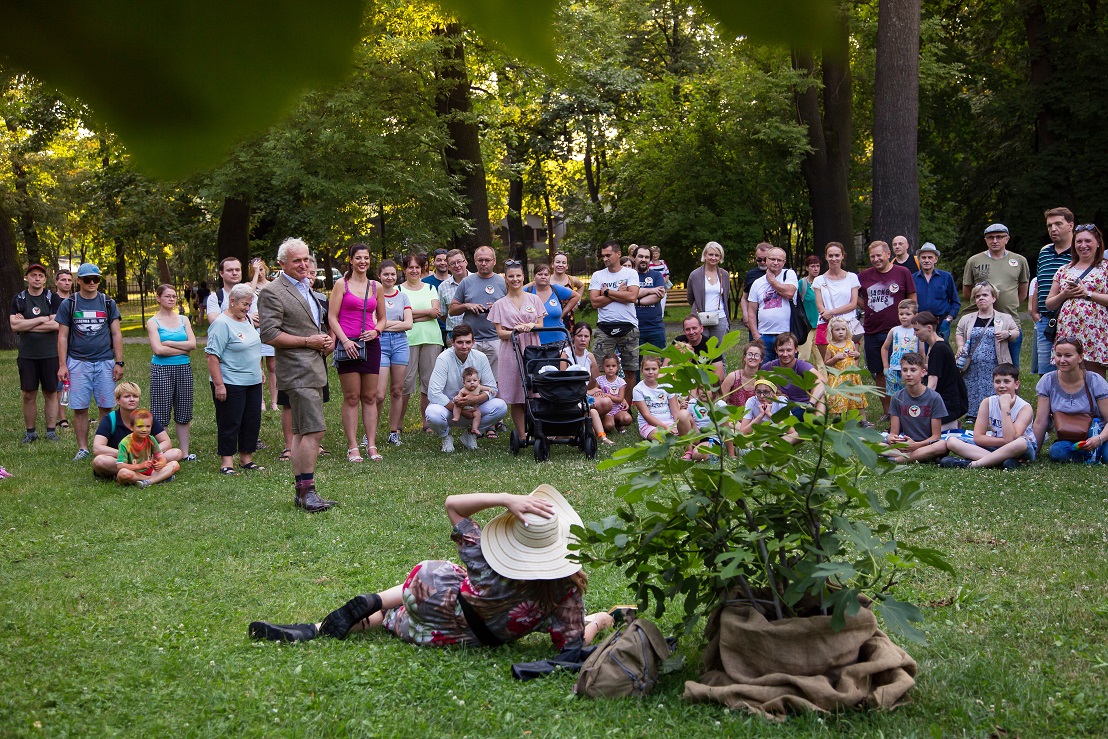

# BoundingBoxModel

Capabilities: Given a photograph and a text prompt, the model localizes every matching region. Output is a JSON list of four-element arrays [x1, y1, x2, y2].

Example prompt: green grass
[[1, 337, 1106, 737]]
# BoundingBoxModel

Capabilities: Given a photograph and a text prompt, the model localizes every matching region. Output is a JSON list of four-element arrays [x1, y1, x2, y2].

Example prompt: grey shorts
[[285, 386, 327, 436]]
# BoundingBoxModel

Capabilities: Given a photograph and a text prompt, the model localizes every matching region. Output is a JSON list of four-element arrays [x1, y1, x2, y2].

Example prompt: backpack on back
[[574, 615, 675, 698]]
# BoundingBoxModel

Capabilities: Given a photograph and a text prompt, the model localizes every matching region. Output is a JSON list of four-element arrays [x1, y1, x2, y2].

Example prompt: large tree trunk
[[216, 196, 251, 269], [98, 137, 129, 303], [794, 9, 854, 269], [504, 148, 526, 259], [4, 140, 42, 266], [0, 194, 23, 349], [434, 23, 492, 255], [871, 0, 921, 249]]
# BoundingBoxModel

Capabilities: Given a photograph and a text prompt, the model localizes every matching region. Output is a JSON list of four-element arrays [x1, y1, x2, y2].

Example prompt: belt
[[457, 591, 503, 647]]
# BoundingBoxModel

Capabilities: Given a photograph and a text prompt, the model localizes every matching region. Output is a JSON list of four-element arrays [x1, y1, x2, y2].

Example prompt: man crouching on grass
[[882, 352, 948, 463], [939, 363, 1036, 470]]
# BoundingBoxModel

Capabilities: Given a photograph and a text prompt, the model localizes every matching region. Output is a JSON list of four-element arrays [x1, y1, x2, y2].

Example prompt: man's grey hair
[[277, 237, 309, 264], [229, 283, 255, 302]]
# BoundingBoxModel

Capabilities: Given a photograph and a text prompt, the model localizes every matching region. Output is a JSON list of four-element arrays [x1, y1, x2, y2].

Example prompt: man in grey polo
[[449, 245, 506, 377]]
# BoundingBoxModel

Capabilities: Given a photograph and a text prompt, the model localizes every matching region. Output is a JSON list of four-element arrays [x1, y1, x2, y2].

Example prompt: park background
[[1, 0, 1106, 735]]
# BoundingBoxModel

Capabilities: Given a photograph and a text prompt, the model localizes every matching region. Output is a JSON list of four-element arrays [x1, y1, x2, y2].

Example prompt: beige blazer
[[955, 311, 1020, 365], [258, 274, 328, 390]]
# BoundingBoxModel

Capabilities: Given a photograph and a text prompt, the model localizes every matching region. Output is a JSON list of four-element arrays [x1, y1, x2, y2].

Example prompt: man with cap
[[55, 263, 124, 461], [911, 243, 960, 341], [10, 263, 64, 443], [963, 224, 1030, 369]]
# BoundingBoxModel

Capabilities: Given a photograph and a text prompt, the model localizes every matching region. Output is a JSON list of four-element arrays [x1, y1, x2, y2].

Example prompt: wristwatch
[[115, 361, 125, 367], [603, 288, 610, 297]]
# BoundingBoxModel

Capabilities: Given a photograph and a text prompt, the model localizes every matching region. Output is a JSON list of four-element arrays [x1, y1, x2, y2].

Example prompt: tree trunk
[[157, 250, 172, 285], [98, 137, 128, 303], [505, 149, 525, 257], [794, 9, 854, 269], [216, 196, 251, 271], [434, 23, 492, 253], [0, 193, 23, 349], [871, 0, 921, 249], [583, 124, 601, 204]]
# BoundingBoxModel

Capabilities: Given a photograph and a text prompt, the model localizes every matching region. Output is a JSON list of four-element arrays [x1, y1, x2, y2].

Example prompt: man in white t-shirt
[[589, 241, 641, 386], [746, 247, 798, 363], [206, 257, 243, 323]]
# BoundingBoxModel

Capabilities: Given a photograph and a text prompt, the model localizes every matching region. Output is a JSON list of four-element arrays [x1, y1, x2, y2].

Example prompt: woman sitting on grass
[[1030, 336, 1108, 463], [249, 486, 614, 648]]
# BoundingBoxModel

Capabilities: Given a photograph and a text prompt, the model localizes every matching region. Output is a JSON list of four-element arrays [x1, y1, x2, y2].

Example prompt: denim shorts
[[379, 330, 410, 368], [67, 358, 116, 411]]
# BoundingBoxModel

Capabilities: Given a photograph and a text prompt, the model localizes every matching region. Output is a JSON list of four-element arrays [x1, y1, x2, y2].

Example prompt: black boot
[[248, 621, 319, 642], [319, 593, 382, 639]]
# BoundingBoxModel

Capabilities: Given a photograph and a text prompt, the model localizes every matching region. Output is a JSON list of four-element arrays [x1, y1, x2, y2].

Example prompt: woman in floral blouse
[[249, 486, 614, 647]]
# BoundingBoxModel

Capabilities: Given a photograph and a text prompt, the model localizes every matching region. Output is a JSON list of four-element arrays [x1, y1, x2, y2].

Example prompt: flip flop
[[58, 419, 70, 430], [239, 462, 266, 472], [484, 429, 499, 439], [278, 448, 292, 462], [318, 445, 331, 457]]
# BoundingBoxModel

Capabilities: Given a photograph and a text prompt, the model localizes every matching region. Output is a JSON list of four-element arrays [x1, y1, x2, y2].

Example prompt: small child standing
[[824, 316, 868, 419], [881, 299, 919, 396], [594, 354, 634, 437], [452, 367, 492, 436], [941, 363, 1036, 469], [883, 352, 948, 463], [116, 409, 180, 487]]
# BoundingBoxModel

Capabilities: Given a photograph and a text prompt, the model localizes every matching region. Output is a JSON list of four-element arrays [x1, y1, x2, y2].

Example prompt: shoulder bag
[[957, 316, 994, 375], [788, 270, 813, 343], [1054, 375, 1098, 442], [333, 281, 371, 362]]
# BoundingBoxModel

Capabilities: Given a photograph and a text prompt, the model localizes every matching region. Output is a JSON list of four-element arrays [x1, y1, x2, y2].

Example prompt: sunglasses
[[1075, 224, 1099, 233], [80, 276, 101, 284], [433, 249, 449, 256], [504, 260, 522, 267]]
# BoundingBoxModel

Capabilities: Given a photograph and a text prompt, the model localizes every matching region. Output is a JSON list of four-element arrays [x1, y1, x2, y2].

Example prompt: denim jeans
[[1033, 316, 1055, 374], [1009, 329, 1023, 371]]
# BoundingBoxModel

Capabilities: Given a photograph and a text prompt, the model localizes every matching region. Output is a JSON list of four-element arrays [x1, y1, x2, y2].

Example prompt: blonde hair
[[701, 241, 725, 263], [114, 381, 141, 400], [898, 299, 918, 313], [827, 316, 851, 337], [249, 259, 269, 280]]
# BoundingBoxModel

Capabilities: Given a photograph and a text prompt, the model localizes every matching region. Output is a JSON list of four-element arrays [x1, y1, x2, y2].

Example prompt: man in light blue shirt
[[425, 324, 507, 452]]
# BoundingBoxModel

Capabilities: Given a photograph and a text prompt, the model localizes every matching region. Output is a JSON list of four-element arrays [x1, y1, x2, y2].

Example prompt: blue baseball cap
[[76, 263, 102, 278]]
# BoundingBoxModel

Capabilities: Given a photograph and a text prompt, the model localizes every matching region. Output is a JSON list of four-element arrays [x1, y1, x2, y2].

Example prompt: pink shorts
[[815, 323, 829, 346]]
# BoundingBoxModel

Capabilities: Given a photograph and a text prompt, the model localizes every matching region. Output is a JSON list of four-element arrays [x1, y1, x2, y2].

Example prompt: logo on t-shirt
[[867, 285, 893, 313], [485, 285, 495, 294], [762, 288, 782, 310], [31, 306, 41, 316], [73, 310, 108, 334], [1009, 259, 1019, 268], [889, 283, 900, 294], [908, 405, 921, 418]]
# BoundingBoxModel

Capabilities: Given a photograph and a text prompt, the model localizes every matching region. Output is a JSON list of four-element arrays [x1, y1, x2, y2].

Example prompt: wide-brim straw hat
[[482, 484, 583, 581]]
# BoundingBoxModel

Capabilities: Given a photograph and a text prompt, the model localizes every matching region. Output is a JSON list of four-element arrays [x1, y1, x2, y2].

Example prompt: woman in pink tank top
[[328, 243, 386, 462]]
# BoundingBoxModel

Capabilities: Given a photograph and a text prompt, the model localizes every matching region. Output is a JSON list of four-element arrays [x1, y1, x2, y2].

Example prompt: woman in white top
[[812, 241, 861, 363], [686, 241, 731, 344]]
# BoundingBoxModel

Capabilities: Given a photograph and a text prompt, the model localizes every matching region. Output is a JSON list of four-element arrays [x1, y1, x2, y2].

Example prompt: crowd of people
[[9, 209, 1107, 490]]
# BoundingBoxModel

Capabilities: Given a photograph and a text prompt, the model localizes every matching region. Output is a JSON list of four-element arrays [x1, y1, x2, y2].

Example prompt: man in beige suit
[[259, 238, 335, 512]]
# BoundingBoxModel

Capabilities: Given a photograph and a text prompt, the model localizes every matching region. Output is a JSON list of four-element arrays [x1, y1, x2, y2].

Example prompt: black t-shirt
[[743, 267, 767, 296], [672, 335, 725, 365], [95, 410, 166, 448], [12, 290, 63, 359], [926, 340, 968, 421]]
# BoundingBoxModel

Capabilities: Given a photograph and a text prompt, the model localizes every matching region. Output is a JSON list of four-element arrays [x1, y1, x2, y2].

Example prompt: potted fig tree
[[573, 336, 954, 718]]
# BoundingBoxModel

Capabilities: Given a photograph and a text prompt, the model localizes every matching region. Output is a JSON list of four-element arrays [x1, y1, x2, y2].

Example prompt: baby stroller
[[509, 327, 597, 461]]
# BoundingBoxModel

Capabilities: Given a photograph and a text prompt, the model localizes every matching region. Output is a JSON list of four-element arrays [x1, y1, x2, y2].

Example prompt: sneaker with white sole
[[183, 454, 197, 462], [387, 430, 401, 446], [72, 449, 90, 462], [459, 432, 478, 450], [441, 435, 455, 453], [136, 479, 151, 489]]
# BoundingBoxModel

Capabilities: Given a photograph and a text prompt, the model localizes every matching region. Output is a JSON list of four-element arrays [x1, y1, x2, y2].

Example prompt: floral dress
[[1056, 262, 1108, 366], [825, 339, 867, 414], [962, 318, 998, 418], [381, 518, 585, 649]]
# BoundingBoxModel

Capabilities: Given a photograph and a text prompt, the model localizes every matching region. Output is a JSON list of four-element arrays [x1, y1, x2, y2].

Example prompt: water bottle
[[59, 381, 70, 407], [955, 351, 967, 370]]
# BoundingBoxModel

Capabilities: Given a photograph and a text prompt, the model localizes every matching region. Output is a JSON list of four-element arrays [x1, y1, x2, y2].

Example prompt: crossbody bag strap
[[457, 591, 504, 647], [357, 280, 371, 336], [1083, 376, 1098, 420]]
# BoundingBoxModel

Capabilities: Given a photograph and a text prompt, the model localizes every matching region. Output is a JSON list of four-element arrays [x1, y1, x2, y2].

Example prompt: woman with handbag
[[955, 282, 1019, 423], [812, 242, 862, 363], [687, 241, 731, 345], [328, 243, 386, 463], [248, 485, 615, 647], [1044, 224, 1108, 378], [1031, 337, 1108, 463]]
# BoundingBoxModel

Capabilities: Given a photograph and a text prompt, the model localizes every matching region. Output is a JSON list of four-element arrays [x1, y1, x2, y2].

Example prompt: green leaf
[[438, 0, 558, 69], [874, 597, 928, 645], [0, 0, 365, 177], [902, 545, 957, 576], [698, 0, 837, 48]]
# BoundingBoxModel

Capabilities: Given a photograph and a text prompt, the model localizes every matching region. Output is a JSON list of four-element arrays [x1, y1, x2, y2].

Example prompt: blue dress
[[525, 284, 573, 344]]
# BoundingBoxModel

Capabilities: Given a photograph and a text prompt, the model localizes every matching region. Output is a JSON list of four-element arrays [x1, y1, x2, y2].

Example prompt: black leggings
[[211, 382, 262, 457]]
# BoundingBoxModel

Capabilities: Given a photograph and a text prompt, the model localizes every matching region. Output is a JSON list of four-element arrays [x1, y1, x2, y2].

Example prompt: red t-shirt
[[858, 265, 915, 334]]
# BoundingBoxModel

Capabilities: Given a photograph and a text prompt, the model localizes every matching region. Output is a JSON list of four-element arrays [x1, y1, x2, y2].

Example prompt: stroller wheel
[[534, 437, 549, 462], [584, 434, 598, 460], [509, 430, 521, 456]]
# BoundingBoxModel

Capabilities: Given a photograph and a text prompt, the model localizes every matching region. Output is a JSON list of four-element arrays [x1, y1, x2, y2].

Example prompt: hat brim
[[481, 485, 583, 581]]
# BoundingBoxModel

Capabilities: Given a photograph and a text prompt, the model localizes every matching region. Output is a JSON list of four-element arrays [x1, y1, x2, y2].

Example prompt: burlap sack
[[683, 601, 917, 720]]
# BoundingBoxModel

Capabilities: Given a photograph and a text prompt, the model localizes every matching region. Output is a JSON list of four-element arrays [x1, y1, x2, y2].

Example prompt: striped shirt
[[1036, 243, 1072, 313]]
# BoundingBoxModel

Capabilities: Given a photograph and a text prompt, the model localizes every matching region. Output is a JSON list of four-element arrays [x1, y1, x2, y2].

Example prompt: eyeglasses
[[433, 249, 449, 255], [1075, 224, 1098, 233], [80, 276, 101, 284], [745, 352, 763, 359], [504, 260, 522, 267]]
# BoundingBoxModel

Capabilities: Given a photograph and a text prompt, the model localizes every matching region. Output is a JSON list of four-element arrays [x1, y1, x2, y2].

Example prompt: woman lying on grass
[[249, 486, 614, 648]]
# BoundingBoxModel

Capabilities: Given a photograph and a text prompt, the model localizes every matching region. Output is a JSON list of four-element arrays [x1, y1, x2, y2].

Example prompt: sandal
[[347, 448, 364, 463], [58, 419, 70, 430], [367, 446, 382, 461], [239, 462, 266, 472], [484, 429, 499, 440], [278, 448, 292, 462], [318, 445, 330, 457], [220, 467, 237, 475], [255, 440, 268, 450]]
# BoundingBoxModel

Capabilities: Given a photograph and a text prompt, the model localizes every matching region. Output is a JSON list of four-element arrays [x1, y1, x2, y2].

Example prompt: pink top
[[337, 279, 377, 338]]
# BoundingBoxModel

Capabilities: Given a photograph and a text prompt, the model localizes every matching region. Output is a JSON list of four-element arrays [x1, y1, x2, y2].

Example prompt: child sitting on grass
[[592, 353, 634, 437], [632, 356, 695, 442], [940, 363, 1036, 470], [452, 367, 493, 436], [116, 409, 180, 488], [881, 299, 919, 397], [883, 352, 948, 463], [738, 379, 800, 445]]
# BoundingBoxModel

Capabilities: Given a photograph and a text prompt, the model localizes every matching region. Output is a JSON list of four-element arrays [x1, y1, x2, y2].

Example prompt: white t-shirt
[[749, 269, 799, 335], [811, 272, 861, 326], [703, 277, 724, 317], [743, 395, 788, 423], [633, 381, 674, 432], [589, 267, 640, 325]]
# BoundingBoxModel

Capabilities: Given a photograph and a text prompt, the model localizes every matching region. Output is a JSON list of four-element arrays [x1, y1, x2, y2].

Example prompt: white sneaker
[[387, 430, 401, 446], [137, 479, 151, 489], [441, 435, 455, 453], [459, 432, 478, 450]]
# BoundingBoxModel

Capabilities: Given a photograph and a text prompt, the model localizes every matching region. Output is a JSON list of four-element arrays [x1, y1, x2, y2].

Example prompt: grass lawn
[[1, 336, 1105, 737]]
